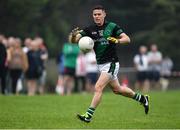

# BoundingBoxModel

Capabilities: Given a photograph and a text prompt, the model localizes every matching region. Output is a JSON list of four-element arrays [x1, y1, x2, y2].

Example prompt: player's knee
[[94, 83, 104, 93]]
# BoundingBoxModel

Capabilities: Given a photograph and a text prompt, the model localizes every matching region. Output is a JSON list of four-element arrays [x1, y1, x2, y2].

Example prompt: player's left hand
[[107, 37, 119, 44], [71, 27, 79, 36], [71, 27, 82, 36], [69, 27, 82, 43]]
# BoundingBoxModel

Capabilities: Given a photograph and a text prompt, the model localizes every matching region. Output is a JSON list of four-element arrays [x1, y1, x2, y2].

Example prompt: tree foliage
[[0, 0, 180, 69]]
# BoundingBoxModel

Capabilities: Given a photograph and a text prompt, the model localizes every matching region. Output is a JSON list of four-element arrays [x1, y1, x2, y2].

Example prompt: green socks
[[86, 107, 95, 118], [133, 93, 145, 104]]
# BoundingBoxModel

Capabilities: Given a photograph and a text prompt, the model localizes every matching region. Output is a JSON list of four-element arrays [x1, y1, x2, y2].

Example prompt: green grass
[[0, 91, 180, 129]]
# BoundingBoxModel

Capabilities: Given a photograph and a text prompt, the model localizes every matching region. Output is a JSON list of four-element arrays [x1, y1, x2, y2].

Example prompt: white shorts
[[97, 62, 120, 80]]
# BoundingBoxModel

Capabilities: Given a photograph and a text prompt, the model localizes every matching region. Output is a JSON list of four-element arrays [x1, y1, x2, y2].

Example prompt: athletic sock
[[133, 93, 145, 104], [85, 107, 95, 118]]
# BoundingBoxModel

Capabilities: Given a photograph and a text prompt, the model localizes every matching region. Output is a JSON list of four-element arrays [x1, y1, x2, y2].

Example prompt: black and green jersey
[[80, 21, 123, 64]]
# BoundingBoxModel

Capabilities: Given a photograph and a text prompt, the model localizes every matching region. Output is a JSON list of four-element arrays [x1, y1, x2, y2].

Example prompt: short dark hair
[[92, 5, 105, 11]]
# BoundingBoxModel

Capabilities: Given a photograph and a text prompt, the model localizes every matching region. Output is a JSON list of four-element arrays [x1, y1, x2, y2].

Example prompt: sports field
[[0, 90, 180, 129]]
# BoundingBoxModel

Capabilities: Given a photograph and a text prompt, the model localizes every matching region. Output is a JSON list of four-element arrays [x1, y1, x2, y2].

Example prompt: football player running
[[69, 5, 150, 123]]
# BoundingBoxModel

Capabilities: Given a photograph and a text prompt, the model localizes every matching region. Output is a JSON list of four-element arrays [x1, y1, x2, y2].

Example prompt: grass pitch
[[0, 91, 180, 129]]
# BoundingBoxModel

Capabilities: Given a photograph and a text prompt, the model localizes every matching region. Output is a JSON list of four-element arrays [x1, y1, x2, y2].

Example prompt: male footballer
[[69, 5, 150, 123]]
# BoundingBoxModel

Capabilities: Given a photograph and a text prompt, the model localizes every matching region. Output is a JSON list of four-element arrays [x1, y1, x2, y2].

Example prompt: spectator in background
[[75, 51, 86, 93], [0, 35, 7, 94], [85, 50, 98, 93], [23, 38, 32, 54], [35, 37, 48, 94], [62, 42, 79, 95], [148, 44, 162, 90], [56, 52, 65, 95], [26, 40, 42, 96], [160, 56, 173, 91], [6, 37, 14, 93], [20, 38, 32, 93], [133, 45, 150, 93], [7, 37, 28, 94]]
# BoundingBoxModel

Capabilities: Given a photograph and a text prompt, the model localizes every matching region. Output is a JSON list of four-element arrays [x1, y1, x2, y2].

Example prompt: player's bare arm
[[118, 33, 130, 44], [107, 33, 130, 44]]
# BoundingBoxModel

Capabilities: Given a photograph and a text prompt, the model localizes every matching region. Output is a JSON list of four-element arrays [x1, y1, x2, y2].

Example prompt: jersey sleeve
[[113, 24, 124, 37], [80, 27, 89, 37]]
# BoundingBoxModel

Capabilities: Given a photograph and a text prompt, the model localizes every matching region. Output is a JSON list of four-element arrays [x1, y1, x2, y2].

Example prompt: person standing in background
[[134, 45, 150, 93], [23, 38, 32, 54], [35, 37, 48, 94], [7, 38, 28, 94], [148, 44, 162, 90], [160, 56, 173, 91], [75, 51, 87, 93], [85, 50, 98, 93], [62, 42, 79, 95], [26, 40, 42, 96], [0, 35, 7, 94], [56, 52, 65, 95]]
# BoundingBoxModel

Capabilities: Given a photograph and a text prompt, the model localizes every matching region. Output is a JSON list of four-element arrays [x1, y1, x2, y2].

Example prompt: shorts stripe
[[108, 62, 116, 75], [97, 62, 119, 80]]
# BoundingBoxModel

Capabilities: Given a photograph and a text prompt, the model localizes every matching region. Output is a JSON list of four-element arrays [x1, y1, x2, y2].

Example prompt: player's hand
[[107, 37, 119, 44], [71, 27, 81, 36], [69, 27, 82, 43]]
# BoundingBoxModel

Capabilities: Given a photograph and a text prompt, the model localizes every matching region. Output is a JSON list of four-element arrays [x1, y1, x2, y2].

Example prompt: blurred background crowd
[[0, 33, 178, 95], [0, 35, 48, 95], [0, 0, 180, 95]]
